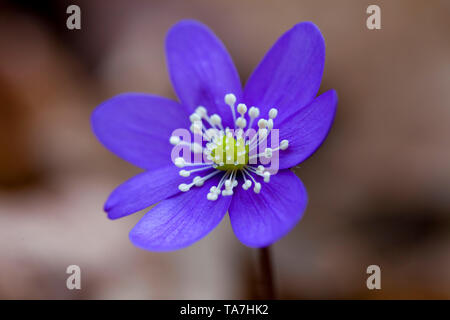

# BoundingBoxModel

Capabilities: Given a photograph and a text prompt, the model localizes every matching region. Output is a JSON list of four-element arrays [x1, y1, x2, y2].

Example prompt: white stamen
[[179, 170, 220, 193], [224, 93, 236, 106], [179, 170, 190, 177], [236, 117, 247, 129], [189, 113, 201, 122], [195, 106, 207, 117], [193, 176, 204, 186], [190, 122, 202, 134], [237, 103, 247, 115], [179, 165, 214, 177], [222, 189, 233, 196], [224, 93, 237, 128], [269, 108, 278, 119], [247, 106, 260, 130], [207, 192, 218, 201], [210, 114, 222, 126], [280, 139, 289, 150], [257, 119, 267, 129], [178, 183, 191, 192], [205, 128, 219, 140], [248, 106, 260, 118], [175, 157, 185, 168], [253, 182, 261, 194], [263, 171, 271, 183], [170, 136, 180, 145]]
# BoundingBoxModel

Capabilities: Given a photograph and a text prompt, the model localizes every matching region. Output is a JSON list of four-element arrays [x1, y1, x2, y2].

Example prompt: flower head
[[91, 20, 337, 251]]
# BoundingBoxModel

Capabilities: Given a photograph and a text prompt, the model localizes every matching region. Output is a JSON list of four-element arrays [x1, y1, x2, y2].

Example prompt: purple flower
[[91, 20, 337, 251]]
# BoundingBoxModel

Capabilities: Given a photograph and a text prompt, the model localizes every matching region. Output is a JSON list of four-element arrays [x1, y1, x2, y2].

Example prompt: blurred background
[[0, 0, 449, 299]]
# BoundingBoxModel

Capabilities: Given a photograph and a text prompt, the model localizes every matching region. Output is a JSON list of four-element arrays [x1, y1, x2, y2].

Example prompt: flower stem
[[258, 246, 275, 299]]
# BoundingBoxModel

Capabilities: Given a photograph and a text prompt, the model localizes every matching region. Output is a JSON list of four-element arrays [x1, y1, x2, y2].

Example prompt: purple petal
[[129, 175, 231, 251], [91, 93, 189, 170], [278, 89, 337, 169], [105, 166, 188, 220], [166, 20, 242, 127], [243, 22, 325, 124], [229, 169, 307, 248]]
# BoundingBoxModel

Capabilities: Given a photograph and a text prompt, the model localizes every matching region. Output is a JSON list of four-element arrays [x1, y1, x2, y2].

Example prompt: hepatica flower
[[92, 20, 337, 251]]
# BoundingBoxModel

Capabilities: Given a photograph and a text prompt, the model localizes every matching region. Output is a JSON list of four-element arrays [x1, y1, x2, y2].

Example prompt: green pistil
[[211, 136, 249, 171]]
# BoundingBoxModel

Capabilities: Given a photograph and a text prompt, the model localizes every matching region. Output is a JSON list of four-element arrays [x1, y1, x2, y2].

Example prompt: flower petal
[[166, 20, 242, 127], [278, 89, 337, 169], [243, 22, 325, 124], [229, 170, 307, 248], [129, 175, 231, 251], [91, 93, 189, 170], [104, 166, 188, 220]]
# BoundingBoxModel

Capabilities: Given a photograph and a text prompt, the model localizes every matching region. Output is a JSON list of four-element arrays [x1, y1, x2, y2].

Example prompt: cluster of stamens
[[170, 93, 289, 201]]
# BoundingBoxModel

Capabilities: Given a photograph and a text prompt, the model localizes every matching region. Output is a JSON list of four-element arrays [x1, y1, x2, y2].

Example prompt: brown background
[[0, 0, 449, 299]]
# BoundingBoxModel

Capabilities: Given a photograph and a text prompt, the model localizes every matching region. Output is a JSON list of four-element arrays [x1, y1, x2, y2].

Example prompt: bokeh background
[[0, 0, 449, 299]]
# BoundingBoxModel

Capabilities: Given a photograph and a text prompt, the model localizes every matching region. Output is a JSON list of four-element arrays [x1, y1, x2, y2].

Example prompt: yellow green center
[[211, 136, 249, 171]]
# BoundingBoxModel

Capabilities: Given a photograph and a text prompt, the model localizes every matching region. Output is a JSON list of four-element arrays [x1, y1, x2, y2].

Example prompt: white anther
[[263, 171, 271, 183], [267, 119, 274, 130], [264, 148, 273, 158], [224, 93, 236, 106], [225, 179, 232, 189], [170, 136, 180, 145], [190, 122, 202, 134], [179, 170, 190, 177], [178, 183, 191, 192], [242, 180, 252, 190], [236, 117, 247, 128], [258, 119, 267, 129], [280, 139, 289, 150], [210, 114, 222, 125], [195, 106, 207, 117], [189, 113, 201, 122], [257, 165, 265, 173], [249, 107, 260, 118], [253, 182, 261, 194], [222, 189, 234, 196], [269, 108, 278, 119], [193, 176, 204, 186], [191, 142, 203, 154], [175, 157, 185, 168], [207, 192, 218, 201], [206, 128, 219, 139], [237, 103, 247, 115]]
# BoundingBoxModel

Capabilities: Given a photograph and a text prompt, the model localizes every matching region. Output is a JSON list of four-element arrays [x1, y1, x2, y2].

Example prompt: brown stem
[[258, 246, 275, 299]]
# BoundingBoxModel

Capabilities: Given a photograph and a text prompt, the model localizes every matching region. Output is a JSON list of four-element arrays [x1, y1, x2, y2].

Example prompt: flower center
[[170, 93, 289, 201], [210, 135, 249, 171]]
